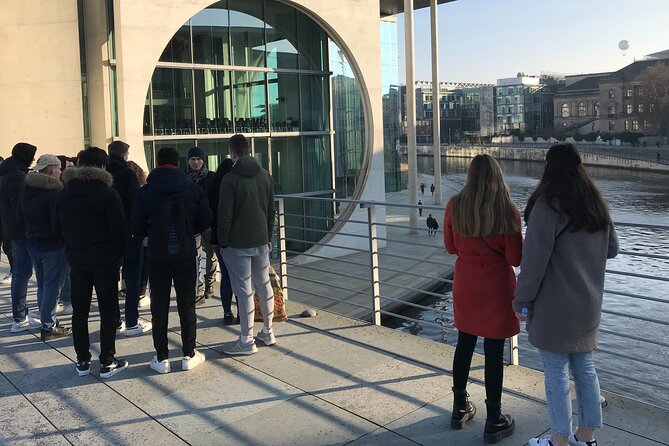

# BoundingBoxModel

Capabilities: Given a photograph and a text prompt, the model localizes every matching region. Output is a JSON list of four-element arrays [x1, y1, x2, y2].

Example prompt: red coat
[[443, 201, 522, 339]]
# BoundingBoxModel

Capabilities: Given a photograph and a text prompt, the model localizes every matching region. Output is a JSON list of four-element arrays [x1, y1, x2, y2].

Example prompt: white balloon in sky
[[618, 40, 629, 51]]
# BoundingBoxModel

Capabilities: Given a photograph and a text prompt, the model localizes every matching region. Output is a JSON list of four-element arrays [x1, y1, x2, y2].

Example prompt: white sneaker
[[28, 311, 41, 325], [570, 433, 597, 446], [138, 295, 151, 308], [256, 329, 276, 346], [10, 316, 39, 333], [0, 272, 11, 285], [150, 356, 171, 374], [125, 321, 152, 337], [529, 435, 554, 446], [59, 304, 73, 315], [223, 339, 258, 356], [116, 320, 126, 335], [182, 349, 205, 371]]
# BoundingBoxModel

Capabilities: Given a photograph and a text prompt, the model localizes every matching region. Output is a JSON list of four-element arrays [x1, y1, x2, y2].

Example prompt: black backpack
[[148, 193, 195, 258]]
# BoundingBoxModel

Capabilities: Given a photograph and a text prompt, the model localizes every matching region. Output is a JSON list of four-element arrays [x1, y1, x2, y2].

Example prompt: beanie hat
[[12, 142, 37, 168], [187, 146, 205, 161]]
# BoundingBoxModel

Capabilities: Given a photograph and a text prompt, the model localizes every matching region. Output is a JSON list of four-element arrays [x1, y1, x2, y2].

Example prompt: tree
[[637, 63, 669, 137]]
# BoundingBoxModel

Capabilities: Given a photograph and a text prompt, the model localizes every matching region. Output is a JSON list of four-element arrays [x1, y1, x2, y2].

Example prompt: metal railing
[[274, 194, 669, 406]]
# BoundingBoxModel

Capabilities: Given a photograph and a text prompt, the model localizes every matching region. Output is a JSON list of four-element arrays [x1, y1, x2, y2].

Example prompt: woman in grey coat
[[512, 144, 618, 446]]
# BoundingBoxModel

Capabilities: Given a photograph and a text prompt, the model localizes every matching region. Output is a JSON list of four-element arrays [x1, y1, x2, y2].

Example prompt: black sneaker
[[223, 312, 235, 325], [76, 360, 91, 376], [100, 358, 128, 379], [41, 325, 72, 342]]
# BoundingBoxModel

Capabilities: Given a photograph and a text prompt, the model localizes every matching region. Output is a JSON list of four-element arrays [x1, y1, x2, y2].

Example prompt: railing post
[[363, 203, 381, 325], [509, 335, 519, 366], [277, 198, 288, 301]]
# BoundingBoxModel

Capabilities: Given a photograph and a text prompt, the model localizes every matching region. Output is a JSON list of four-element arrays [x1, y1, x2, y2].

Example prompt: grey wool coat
[[512, 195, 619, 353]]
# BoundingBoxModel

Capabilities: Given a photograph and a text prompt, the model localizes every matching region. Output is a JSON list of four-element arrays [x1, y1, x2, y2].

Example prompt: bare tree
[[638, 63, 669, 137]]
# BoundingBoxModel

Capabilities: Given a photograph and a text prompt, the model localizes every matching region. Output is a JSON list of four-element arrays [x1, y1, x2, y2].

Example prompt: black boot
[[451, 387, 476, 429], [483, 400, 515, 443]]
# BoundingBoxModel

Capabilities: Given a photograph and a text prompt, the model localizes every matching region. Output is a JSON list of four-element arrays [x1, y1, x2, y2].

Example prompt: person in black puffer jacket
[[132, 147, 212, 374], [0, 142, 38, 333], [17, 154, 72, 341], [56, 147, 128, 379], [106, 140, 149, 337]]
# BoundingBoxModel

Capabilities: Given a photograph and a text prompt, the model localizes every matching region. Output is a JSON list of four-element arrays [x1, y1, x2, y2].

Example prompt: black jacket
[[132, 166, 212, 257], [56, 167, 127, 270], [0, 152, 36, 239], [217, 156, 275, 249], [17, 172, 63, 247], [207, 161, 233, 246], [107, 155, 140, 224]]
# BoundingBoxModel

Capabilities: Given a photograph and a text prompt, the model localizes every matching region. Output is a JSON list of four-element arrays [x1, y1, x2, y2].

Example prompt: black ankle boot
[[451, 387, 476, 429], [483, 400, 515, 443]]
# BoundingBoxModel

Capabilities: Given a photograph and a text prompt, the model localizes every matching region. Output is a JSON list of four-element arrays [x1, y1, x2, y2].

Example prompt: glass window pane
[[297, 11, 326, 71], [159, 23, 191, 63], [109, 66, 119, 137], [192, 5, 230, 65], [143, 141, 154, 170], [271, 137, 304, 250], [151, 68, 194, 136], [303, 136, 331, 192], [194, 138, 230, 172], [253, 137, 269, 170], [264, 0, 298, 69], [300, 75, 329, 131], [143, 89, 152, 136], [154, 139, 196, 168], [229, 0, 265, 67], [233, 71, 267, 133], [194, 69, 233, 134], [268, 73, 300, 132]]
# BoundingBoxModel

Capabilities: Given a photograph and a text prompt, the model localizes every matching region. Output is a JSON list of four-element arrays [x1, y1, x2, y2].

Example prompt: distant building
[[553, 73, 611, 134], [495, 74, 558, 135], [401, 81, 495, 143]]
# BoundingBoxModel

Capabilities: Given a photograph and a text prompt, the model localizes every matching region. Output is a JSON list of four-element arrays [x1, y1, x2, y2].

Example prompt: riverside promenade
[[2, 262, 669, 445]]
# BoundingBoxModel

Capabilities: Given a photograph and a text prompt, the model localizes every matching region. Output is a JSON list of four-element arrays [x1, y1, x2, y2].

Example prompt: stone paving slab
[[1, 269, 668, 446]]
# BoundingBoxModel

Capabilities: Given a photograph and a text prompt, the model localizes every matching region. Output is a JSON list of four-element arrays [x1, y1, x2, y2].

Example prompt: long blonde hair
[[451, 154, 520, 237]]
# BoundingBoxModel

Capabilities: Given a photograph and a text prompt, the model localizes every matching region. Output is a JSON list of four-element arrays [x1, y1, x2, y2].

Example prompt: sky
[[397, 0, 669, 84]]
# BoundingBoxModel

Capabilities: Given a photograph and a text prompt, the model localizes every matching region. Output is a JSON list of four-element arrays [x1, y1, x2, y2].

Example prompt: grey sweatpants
[[221, 244, 274, 340]]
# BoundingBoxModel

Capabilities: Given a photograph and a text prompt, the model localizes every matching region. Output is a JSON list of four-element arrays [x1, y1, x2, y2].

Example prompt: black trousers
[[452, 330, 505, 404], [149, 256, 197, 361], [71, 265, 120, 366]]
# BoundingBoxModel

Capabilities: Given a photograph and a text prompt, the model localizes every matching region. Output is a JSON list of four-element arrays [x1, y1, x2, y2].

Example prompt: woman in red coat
[[443, 154, 522, 444]]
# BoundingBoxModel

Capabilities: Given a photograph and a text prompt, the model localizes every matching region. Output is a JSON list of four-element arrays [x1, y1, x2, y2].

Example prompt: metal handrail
[[275, 195, 669, 403]]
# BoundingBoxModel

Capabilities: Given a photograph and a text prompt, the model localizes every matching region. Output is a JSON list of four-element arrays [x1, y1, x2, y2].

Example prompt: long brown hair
[[451, 154, 520, 237], [524, 143, 611, 232]]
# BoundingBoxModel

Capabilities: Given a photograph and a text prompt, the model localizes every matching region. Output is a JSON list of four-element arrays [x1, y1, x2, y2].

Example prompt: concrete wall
[[415, 145, 669, 173], [0, 0, 85, 157]]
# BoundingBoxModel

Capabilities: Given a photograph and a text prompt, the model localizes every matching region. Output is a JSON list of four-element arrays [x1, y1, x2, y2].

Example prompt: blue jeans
[[122, 238, 144, 327], [11, 239, 33, 323], [28, 246, 68, 330], [214, 246, 234, 314], [540, 349, 603, 436], [58, 268, 71, 306]]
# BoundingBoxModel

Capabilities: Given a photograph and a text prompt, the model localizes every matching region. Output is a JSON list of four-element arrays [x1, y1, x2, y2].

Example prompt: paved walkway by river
[[1, 273, 668, 445]]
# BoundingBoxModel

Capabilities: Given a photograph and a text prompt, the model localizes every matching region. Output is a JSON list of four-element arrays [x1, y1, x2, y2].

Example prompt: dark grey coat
[[512, 195, 619, 353]]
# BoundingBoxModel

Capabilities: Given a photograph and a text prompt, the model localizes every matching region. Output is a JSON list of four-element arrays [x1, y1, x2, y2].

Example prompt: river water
[[389, 155, 669, 409]]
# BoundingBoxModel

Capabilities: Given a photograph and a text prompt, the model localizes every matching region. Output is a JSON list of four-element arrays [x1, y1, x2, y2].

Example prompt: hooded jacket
[[0, 143, 37, 239], [17, 172, 63, 249], [131, 166, 212, 259], [56, 167, 127, 269], [107, 155, 140, 226], [217, 155, 275, 249]]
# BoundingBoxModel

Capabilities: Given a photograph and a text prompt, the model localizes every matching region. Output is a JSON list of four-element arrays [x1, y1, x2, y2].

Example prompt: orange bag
[[254, 266, 287, 322]]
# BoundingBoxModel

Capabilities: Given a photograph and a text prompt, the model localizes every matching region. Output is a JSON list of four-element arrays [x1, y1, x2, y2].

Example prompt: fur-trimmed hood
[[62, 166, 113, 187], [24, 172, 63, 191]]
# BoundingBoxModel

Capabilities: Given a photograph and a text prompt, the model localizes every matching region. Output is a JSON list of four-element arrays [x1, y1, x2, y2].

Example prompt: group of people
[[0, 134, 277, 378], [444, 143, 618, 446]]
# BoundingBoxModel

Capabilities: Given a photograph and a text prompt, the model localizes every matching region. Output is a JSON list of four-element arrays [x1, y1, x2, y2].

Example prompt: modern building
[[1, 0, 453, 254], [494, 74, 558, 136]]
